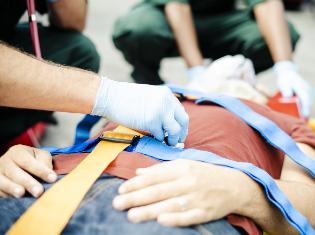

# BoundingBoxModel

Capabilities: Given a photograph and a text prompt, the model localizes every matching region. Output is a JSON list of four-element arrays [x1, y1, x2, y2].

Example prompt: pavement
[[41, 1, 315, 147]]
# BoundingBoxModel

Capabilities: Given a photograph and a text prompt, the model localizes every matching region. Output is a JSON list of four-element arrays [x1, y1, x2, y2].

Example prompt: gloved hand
[[91, 77, 189, 146], [186, 65, 207, 82], [186, 55, 256, 86], [274, 61, 313, 117]]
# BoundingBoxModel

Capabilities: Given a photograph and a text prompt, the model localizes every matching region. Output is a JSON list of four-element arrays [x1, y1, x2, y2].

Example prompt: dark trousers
[[0, 24, 100, 145], [0, 175, 242, 235], [112, 3, 299, 85]]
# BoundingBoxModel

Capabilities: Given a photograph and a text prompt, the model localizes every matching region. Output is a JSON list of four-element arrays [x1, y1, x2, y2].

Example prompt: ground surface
[[41, 1, 315, 147]]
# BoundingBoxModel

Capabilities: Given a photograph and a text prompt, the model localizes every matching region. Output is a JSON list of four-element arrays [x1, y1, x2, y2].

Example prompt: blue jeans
[[0, 175, 241, 235]]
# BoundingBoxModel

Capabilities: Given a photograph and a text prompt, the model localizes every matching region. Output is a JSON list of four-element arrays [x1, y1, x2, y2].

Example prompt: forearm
[[235, 174, 314, 234], [254, 0, 293, 62], [48, 0, 87, 32], [0, 43, 100, 114], [165, 2, 203, 68]]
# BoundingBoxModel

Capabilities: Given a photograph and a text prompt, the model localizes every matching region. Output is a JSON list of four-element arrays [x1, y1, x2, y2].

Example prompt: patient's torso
[[53, 99, 315, 235]]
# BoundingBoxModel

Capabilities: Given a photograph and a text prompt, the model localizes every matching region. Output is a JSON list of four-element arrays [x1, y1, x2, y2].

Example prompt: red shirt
[[54, 100, 315, 235]]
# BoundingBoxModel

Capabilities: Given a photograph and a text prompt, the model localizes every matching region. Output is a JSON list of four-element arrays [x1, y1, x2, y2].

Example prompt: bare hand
[[0, 145, 57, 198], [113, 159, 250, 227]]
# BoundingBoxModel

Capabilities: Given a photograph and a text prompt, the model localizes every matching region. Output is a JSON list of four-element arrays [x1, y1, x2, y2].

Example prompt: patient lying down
[[1, 57, 315, 235]]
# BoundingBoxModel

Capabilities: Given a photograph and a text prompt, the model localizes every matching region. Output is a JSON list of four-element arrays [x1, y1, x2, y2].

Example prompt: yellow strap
[[7, 126, 141, 235]]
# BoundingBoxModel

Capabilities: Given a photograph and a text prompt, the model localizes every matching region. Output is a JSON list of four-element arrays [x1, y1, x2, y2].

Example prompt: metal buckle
[[174, 93, 198, 101], [100, 131, 140, 144], [174, 93, 186, 101]]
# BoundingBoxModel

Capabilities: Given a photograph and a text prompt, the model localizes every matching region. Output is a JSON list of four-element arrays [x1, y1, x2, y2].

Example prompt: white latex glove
[[187, 55, 256, 86], [186, 65, 207, 82], [274, 61, 313, 117], [91, 77, 189, 146]]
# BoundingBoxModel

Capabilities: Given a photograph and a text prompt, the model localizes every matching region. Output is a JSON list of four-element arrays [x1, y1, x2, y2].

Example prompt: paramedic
[[0, 0, 100, 146], [1, 91, 315, 235], [113, 0, 312, 117], [0, 42, 189, 197]]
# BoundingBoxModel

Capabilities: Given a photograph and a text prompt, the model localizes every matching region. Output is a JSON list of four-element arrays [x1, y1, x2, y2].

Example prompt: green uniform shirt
[[0, 0, 47, 41], [144, 0, 264, 14]]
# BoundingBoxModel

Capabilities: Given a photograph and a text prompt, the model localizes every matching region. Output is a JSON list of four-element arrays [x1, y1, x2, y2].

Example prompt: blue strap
[[169, 85, 315, 178], [44, 137, 99, 155], [133, 136, 315, 235], [47, 136, 315, 235], [74, 115, 101, 145], [46, 85, 315, 234]]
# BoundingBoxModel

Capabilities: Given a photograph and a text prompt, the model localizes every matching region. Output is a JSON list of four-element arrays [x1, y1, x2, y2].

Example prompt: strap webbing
[[133, 136, 315, 235], [11, 86, 315, 235], [74, 115, 101, 144], [45, 134, 315, 235], [6, 126, 141, 235], [169, 85, 315, 178]]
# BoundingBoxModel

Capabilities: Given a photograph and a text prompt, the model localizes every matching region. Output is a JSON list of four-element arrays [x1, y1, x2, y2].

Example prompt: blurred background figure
[[112, 0, 312, 116], [8, 0, 313, 147], [0, 0, 100, 150]]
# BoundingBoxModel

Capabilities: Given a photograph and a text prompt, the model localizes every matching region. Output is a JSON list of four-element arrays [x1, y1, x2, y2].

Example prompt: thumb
[[295, 87, 312, 117], [162, 114, 181, 146], [279, 86, 294, 98], [277, 77, 294, 98]]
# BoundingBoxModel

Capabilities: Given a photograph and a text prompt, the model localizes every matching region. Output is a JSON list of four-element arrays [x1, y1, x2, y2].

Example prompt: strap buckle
[[100, 131, 140, 144], [174, 92, 198, 101]]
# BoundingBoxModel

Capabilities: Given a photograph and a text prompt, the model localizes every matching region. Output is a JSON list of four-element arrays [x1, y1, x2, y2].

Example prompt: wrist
[[273, 60, 298, 77], [91, 76, 112, 117], [232, 170, 262, 216]]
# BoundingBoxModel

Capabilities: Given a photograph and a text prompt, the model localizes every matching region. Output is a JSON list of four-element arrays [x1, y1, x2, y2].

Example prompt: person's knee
[[233, 28, 272, 72], [112, 4, 171, 59], [239, 21, 300, 73], [67, 32, 101, 73], [244, 41, 273, 73], [113, 18, 159, 55]]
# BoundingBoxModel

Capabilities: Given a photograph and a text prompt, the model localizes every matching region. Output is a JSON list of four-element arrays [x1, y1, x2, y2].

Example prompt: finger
[[295, 88, 311, 117], [150, 125, 164, 142], [136, 159, 190, 176], [279, 84, 293, 98], [157, 209, 210, 227], [113, 179, 186, 211], [174, 104, 189, 143], [299, 95, 311, 117], [118, 169, 178, 194], [127, 196, 191, 223], [33, 148, 53, 170], [162, 114, 181, 146], [135, 161, 180, 176], [4, 162, 44, 198], [13, 148, 57, 183], [0, 190, 9, 198], [0, 174, 25, 198]]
